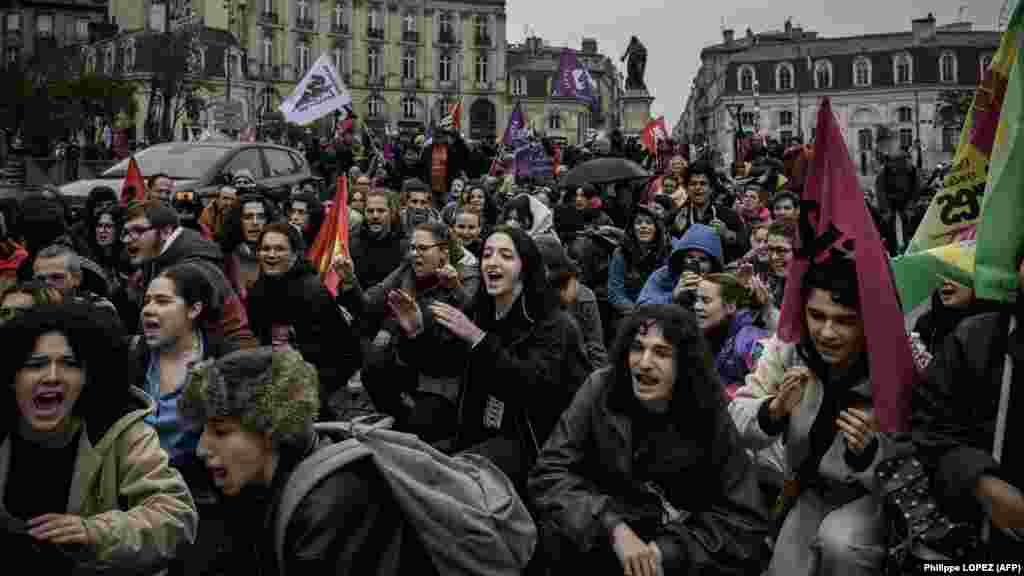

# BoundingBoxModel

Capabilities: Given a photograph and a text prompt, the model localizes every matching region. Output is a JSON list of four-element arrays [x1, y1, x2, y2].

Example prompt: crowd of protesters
[[0, 122, 1019, 576]]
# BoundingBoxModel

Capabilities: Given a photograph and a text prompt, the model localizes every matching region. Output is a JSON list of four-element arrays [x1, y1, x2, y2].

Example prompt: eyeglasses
[[409, 243, 443, 254], [122, 225, 155, 241], [35, 273, 68, 284]]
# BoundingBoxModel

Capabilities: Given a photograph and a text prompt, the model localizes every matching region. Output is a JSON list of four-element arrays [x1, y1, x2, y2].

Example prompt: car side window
[[223, 149, 266, 179], [288, 151, 306, 172], [266, 149, 298, 177]]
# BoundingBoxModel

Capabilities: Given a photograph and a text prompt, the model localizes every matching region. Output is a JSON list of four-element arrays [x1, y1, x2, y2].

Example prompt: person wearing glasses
[[121, 200, 258, 351], [247, 222, 359, 419], [32, 244, 119, 320], [333, 221, 469, 443]]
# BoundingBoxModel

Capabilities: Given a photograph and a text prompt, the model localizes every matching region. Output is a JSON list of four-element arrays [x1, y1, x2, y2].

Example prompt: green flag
[[975, 2, 1024, 301]]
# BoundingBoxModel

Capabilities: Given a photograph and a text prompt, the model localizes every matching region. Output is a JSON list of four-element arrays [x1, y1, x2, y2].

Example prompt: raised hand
[[387, 289, 422, 336]]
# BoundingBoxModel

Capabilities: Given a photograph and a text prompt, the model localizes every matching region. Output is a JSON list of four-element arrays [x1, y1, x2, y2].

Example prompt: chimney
[[785, 19, 792, 36], [581, 37, 597, 53], [912, 12, 936, 42], [746, 27, 753, 40], [722, 28, 734, 44]]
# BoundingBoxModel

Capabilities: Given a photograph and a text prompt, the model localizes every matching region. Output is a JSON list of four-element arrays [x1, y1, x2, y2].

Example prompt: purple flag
[[502, 101, 529, 149], [553, 48, 596, 104]]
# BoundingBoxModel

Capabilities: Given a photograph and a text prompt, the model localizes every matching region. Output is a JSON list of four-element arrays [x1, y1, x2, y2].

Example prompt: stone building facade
[[505, 35, 621, 145], [679, 14, 998, 186]]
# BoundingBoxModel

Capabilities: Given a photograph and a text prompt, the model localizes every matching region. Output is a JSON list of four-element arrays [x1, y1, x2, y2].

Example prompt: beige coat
[[0, 388, 198, 574]]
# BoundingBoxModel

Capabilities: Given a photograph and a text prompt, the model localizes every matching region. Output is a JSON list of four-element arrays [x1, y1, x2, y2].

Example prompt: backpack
[[275, 418, 537, 576]]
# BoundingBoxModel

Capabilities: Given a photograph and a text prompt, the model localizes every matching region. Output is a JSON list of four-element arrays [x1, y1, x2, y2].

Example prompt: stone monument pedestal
[[621, 89, 655, 137]]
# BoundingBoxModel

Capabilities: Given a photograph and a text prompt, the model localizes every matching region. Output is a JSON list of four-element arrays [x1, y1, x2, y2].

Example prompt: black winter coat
[[528, 369, 769, 574], [348, 226, 409, 290], [247, 261, 361, 397], [913, 310, 1023, 558]]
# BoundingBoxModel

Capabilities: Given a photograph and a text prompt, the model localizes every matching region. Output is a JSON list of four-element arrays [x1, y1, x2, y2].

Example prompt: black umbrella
[[564, 157, 651, 189]]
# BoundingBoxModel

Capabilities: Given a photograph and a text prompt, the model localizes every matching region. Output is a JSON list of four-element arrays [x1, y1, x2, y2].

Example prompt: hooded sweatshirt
[[636, 224, 723, 306]]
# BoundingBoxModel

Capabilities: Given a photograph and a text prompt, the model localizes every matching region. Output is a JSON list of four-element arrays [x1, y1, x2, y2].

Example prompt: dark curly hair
[[0, 303, 139, 444], [221, 194, 282, 253], [607, 304, 725, 432]]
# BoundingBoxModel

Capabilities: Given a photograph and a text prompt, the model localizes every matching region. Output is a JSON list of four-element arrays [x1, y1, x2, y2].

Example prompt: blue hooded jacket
[[636, 224, 724, 305]]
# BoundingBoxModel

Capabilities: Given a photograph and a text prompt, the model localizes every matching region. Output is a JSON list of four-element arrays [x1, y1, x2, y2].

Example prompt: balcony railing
[[367, 74, 384, 86], [295, 17, 315, 31], [401, 30, 418, 43], [437, 29, 456, 45], [474, 33, 491, 47], [330, 22, 349, 35], [366, 27, 384, 40], [401, 76, 419, 88], [258, 11, 278, 25]]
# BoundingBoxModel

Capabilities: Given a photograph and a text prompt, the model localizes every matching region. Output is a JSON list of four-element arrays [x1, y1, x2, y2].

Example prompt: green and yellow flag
[[975, 1, 1024, 301], [904, 7, 1020, 254], [892, 240, 976, 313]]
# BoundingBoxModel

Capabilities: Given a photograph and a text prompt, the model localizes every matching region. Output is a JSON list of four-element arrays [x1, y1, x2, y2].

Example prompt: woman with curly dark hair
[[529, 304, 769, 576], [0, 303, 197, 573]]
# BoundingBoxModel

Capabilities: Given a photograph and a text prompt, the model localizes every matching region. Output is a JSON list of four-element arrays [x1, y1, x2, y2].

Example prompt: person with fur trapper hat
[[180, 347, 437, 575]]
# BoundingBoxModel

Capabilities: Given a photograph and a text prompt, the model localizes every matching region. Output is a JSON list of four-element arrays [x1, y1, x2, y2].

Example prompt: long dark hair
[[221, 194, 282, 253], [471, 226, 558, 328], [622, 204, 668, 275], [0, 303, 138, 443], [607, 304, 725, 432]]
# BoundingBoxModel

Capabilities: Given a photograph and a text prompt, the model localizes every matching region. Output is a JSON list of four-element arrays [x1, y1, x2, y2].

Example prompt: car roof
[[150, 141, 303, 154]]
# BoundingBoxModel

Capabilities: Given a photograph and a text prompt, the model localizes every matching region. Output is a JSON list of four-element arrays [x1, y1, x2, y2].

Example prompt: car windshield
[[102, 145, 230, 179]]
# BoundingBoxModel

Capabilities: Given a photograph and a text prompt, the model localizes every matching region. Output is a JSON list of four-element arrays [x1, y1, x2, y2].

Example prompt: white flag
[[279, 53, 352, 126]]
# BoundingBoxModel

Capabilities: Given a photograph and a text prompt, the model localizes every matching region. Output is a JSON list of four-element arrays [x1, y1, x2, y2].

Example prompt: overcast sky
[[504, 0, 1005, 127]]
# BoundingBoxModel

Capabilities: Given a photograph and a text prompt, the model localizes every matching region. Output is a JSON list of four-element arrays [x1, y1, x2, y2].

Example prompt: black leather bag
[[876, 455, 978, 573]]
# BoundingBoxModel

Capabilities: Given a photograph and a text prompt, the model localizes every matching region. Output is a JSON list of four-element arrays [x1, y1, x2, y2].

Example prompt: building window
[[939, 51, 957, 83], [776, 62, 794, 91], [512, 75, 524, 96], [858, 128, 873, 151], [124, 40, 135, 72], [439, 52, 452, 82], [105, 44, 115, 74], [854, 57, 871, 87], [37, 14, 54, 37], [402, 50, 416, 79], [780, 130, 793, 146], [5, 46, 18, 65], [368, 95, 382, 118], [333, 3, 345, 29], [899, 128, 914, 150], [894, 53, 912, 84], [368, 7, 381, 32], [367, 46, 380, 78], [475, 14, 487, 42], [403, 12, 416, 33], [942, 124, 959, 152], [6, 13, 20, 32], [740, 111, 756, 126], [897, 106, 913, 123], [265, 0, 274, 13], [76, 18, 90, 40], [296, 0, 309, 21], [814, 60, 833, 89], [476, 52, 488, 83], [549, 113, 561, 130], [779, 110, 793, 126], [297, 44, 310, 74], [981, 54, 993, 77], [739, 66, 754, 92], [402, 97, 417, 119], [262, 37, 274, 66], [332, 47, 345, 76]]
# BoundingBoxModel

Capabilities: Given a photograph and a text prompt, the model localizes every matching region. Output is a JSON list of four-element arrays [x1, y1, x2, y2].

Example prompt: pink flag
[[777, 98, 915, 433]]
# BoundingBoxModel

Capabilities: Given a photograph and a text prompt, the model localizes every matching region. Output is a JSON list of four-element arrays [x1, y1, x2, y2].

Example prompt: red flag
[[448, 100, 463, 132], [121, 156, 146, 206], [641, 117, 667, 156], [777, 98, 915, 433], [307, 176, 350, 296]]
